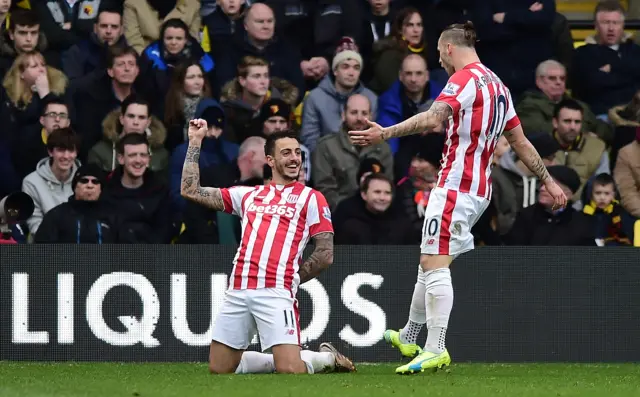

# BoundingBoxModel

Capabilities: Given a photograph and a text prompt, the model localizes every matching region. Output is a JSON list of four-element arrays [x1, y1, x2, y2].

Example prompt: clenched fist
[[188, 118, 208, 143]]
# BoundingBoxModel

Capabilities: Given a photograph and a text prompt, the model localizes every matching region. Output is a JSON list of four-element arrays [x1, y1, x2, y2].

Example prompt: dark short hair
[[116, 133, 149, 154], [553, 98, 583, 119], [107, 44, 138, 68], [361, 172, 393, 193], [264, 130, 300, 157], [10, 9, 39, 31], [41, 95, 68, 115], [594, 0, 626, 18], [47, 127, 79, 152], [96, 3, 123, 22], [160, 18, 189, 38], [593, 173, 616, 188], [120, 93, 150, 116]]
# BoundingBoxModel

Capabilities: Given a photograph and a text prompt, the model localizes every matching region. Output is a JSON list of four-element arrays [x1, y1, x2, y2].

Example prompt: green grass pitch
[[2, 362, 640, 397]]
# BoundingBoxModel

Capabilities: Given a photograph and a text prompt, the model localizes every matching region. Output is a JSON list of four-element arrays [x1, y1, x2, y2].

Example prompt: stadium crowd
[[0, 0, 638, 247]]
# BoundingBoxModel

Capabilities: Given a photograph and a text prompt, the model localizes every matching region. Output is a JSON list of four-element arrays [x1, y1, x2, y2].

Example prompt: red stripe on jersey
[[283, 192, 313, 290], [438, 111, 462, 188], [459, 69, 485, 193], [246, 187, 280, 289], [476, 68, 498, 197], [233, 187, 263, 289], [264, 184, 305, 288], [438, 189, 458, 255]]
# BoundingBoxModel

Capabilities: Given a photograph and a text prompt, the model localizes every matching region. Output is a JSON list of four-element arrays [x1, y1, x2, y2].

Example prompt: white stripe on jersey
[[232, 188, 263, 269], [240, 186, 276, 289]]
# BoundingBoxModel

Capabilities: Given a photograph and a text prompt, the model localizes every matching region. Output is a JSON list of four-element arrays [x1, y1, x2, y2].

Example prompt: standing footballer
[[181, 119, 355, 374], [349, 21, 567, 374]]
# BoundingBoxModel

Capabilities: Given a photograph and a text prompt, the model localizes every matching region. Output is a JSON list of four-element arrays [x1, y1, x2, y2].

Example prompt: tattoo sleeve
[[382, 102, 452, 140], [503, 126, 551, 182], [180, 142, 225, 211], [298, 232, 334, 284]]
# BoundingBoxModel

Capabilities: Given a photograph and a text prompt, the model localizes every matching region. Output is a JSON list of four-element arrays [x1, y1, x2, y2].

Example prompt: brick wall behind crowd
[[1, 245, 640, 362]]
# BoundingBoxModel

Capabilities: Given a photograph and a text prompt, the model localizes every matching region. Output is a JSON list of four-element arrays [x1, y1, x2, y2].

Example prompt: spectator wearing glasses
[[516, 59, 610, 142], [10, 95, 70, 179], [34, 164, 120, 244]]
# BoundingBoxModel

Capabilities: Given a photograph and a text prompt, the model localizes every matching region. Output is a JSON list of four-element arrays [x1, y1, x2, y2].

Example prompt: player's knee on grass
[[420, 254, 453, 271], [209, 342, 243, 374], [272, 344, 308, 374]]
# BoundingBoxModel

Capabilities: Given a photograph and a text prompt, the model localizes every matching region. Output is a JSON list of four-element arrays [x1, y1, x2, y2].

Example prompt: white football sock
[[423, 268, 453, 354], [399, 265, 427, 345], [235, 351, 276, 374], [300, 350, 335, 374]]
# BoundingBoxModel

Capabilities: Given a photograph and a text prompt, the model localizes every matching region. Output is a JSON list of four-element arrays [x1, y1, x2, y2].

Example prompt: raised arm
[[180, 119, 225, 211], [298, 232, 334, 284]]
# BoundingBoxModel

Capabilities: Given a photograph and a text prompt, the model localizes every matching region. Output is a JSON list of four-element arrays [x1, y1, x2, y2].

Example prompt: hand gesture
[[349, 119, 385, 147], [543, 178, 568, 211], [188, 118, 207, 143], [34, 74, 50, 98]]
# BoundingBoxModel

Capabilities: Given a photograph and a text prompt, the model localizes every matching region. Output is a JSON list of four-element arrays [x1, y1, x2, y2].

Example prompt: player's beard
[[275, 160, 300, 183]]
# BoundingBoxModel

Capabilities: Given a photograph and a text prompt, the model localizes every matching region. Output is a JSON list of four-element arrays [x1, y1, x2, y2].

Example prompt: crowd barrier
[[2, 245, 640, 363]]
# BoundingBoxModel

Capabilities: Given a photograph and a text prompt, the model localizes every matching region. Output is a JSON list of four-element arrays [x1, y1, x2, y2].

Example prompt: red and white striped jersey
[[220, 182, 333, 291], [434, 62, 521, 199]]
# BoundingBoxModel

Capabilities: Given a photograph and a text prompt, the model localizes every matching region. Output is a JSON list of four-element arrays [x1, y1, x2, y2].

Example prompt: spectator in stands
[[177, 136, 265, 244], [377, 53, 441, 161], [0, 138, 21, 200], [163, 60, 213, 152], [265, 0, 363, 88], [213, 3, 304, 101], [312, 93, 392, 210], [517, 59, 610, 143], [62, 5, 126, 89], [32, 0, 99, 51], [505, 165, 596, 246], [468, 0, 555, 99], [34, 164, 121, 244], [551, 99, 609, 205], [301, 38, 377, 152], [572, 0, 640, 117], [123, 0, 201, 55], [359, 0, 396, 76], [336, 172, 416, 245], [0, 9, 60, 79], [493, 133, 559, 234], [74, 44, 139, 158], [220, 55, 298, 144], [102, 133, 172, 243], [88, 94, 169, 176], [22, 127, 80, 236], [170, 98, 239, 212], [393, 133, 445, 237], [367, 7, 426, 95], [11, 95, 70, 179], [614, 132, 640, 219], [2, 52, 68, 138], [257, 98, 311, 184], [139, 18, 215, 112], [202, 0, 249, 60], [608, 89, 640, 169], [581, 173, 635, 246]]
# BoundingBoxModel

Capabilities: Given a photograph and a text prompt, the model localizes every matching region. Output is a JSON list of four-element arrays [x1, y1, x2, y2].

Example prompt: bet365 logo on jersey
[[247, 203, 296, 218]]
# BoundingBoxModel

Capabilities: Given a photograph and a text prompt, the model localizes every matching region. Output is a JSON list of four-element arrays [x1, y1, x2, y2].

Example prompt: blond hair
[[3, 52, 67, 109]]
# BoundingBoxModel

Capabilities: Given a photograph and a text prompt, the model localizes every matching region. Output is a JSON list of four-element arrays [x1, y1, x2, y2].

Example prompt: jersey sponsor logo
[[442, 82, 460, 96], [247, 203, 296, 218], [322, 206, 331, 221]]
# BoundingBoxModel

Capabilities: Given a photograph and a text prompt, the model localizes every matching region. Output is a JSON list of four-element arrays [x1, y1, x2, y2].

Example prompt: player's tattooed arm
[[503, 124, 551, 182], [382, 102, 452, 140], [298, 232, 334, 284], [180, 143, 225, 211]]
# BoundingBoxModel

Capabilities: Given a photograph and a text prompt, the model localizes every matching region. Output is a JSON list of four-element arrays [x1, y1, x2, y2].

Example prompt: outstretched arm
[[298, 232, 334, 284], [381, 102, 452, 140], [502, 124, 550, 182]]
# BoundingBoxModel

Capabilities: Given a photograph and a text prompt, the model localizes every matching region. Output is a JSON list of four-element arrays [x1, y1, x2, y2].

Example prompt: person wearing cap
[[504, 165, 596, 246], [301, 37, 378, 152], [313, 93, 392, 210], [88, 94, 170, 177], [169, 98, 239, 213], [34, 164, 119, 243], [492, 133, 559, 235]]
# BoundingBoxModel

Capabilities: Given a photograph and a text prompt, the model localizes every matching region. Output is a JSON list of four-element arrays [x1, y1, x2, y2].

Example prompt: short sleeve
[[434, 70, 475, 115], [306, 191, 334, 237], [220, 186, 255, 216], [504, 91, 521, 131]]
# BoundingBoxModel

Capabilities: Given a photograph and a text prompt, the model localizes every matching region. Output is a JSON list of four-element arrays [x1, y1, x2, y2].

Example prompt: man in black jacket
[[35, 164, 119, 243]]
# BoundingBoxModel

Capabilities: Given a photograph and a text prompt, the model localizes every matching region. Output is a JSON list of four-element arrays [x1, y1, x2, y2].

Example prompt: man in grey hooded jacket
[[22, 127, 81, 236]]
